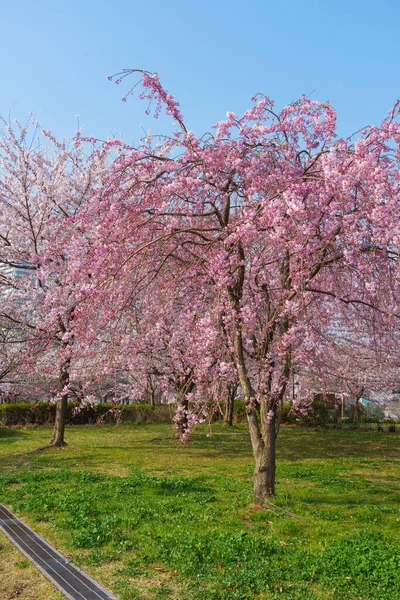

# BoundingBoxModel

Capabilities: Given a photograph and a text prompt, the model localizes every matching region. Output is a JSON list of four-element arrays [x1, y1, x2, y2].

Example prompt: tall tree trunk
[[352, 397, 360, 427], [231, 311, 289, 499], [351, 388, 364, 427], [174, 375, 194, 437], [253, 415, 277, 498], [146, 375, 155, 407], [49, 358, 70, 447], [226, 243, 291, 500], [224, 383, 236, 426], [231, 322, 274, 499], [228, 257, 275, 500], [175, 393, 189, 436]]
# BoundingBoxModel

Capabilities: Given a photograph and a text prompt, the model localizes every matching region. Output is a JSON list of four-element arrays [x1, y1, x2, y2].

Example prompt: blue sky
[[1, 0, 399, 142]]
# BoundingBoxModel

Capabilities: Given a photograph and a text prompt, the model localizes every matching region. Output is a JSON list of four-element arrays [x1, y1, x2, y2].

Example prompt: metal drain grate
[[0, 504, 117, 600]]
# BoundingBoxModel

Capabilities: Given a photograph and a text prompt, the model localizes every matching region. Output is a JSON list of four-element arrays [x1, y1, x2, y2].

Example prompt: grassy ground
[[0, 531, 64, 600], [0, 423, 399, 600]]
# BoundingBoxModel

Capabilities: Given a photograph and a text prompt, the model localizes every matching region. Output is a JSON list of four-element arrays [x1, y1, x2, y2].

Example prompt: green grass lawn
[[0, 423, 399, 600]]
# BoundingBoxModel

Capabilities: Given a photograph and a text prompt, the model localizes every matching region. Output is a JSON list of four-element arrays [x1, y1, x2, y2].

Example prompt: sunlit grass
[[0, 423, 399, 599]]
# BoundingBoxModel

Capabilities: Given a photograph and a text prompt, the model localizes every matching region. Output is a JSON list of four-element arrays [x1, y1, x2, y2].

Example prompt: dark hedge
[[0, 402, 173, 426]]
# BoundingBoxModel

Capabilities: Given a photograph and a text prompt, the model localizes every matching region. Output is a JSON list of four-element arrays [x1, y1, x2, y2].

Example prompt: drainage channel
[[0, 504, 117, 600]]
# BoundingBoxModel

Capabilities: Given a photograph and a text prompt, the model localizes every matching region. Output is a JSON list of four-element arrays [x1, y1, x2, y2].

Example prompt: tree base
[[34, 441, 67, 452]]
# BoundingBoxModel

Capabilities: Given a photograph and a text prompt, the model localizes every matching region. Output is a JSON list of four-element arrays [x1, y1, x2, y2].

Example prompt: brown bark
[[146, 375, 156, 407], [226, 243, 292, 500], [175, 393, 189, 436], [227, 246, 273, 499], [174, 374, 194, 437], [49, 358, 70, 447], [223, 383, 236, 426], [231, 319, 275, 499], [253, 415, 277, 499], [352, 397, 360, 427], [48, 311, 74, 448]]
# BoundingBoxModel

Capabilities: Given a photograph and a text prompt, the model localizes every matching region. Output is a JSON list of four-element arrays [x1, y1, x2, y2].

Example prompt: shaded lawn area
[[0, 423, 399, 600]]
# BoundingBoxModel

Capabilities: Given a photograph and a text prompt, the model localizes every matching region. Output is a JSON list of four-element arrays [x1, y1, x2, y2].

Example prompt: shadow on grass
[[172, 427, 400, 461], [1, 426, 399, 475], [0, 428, 29, 443], [277, 428, 400, 460]]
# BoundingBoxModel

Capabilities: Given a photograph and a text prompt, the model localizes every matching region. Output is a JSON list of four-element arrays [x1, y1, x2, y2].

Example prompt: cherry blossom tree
[[59, 71, 400, 499], [0, 118, 107, 445]]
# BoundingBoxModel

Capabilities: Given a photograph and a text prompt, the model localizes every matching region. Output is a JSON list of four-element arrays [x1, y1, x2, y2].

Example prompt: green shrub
[[0, 402, 54, 426], [282, 401, 296, 423], [233, 400, 296, 425], [0, 402, 172, 427], [233, 400, 247, 423]]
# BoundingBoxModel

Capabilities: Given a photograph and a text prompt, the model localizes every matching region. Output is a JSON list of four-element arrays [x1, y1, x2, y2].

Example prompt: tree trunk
[[146, 374, 155, 406], [253, 432, 276, 499], [49, 359, 70, 447], [352, 397, 360, 427], [224, 383, 236, 426], [252, 407, 278, 499], [230, 309, 278, 500], [246, 417, 277, 500], [50, 393, 68, 447], [175, 393, 189, 437], [226, 243, 289, 500], [174, 376, 194, 437]]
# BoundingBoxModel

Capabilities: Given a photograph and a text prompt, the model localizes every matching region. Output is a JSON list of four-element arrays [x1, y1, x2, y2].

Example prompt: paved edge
[[0, 504, 118, 600]]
